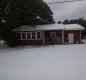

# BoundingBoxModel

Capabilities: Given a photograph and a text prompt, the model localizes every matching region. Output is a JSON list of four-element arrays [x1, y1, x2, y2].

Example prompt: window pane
[[37, 32, 41, 39], [27, 33, 31, 39], [17, 33, 21, 39], [51, 32, 56, 39], [32, 32, 36, 39], [22, 33, 26, 39]]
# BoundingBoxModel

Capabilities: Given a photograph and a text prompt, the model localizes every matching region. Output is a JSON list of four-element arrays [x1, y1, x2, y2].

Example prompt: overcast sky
[[43, 0, 86, 22]]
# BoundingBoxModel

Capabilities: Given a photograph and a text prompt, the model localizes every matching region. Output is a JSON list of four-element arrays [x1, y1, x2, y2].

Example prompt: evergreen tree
[[0, 0, 54, 47], [58, 21, 62, 24]]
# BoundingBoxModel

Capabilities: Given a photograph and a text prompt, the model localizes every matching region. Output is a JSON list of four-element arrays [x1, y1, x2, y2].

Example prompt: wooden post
[[62, 30, 64, 44], [80, 30, 81, 43], [42, 31, 45, 45]]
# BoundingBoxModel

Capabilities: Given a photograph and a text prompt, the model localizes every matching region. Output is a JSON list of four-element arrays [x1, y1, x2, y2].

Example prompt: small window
[[17, 33, 21, 39], [22, 33, 26, 39], [51, 32, 56, 39], [37, 32, 41, 39], [32, 32, 36, 39], [27, 33, 31, 39]]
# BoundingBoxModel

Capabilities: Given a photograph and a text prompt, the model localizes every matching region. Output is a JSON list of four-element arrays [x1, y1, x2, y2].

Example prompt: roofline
[[13, 24, 85, 32], [64, 29, 85, 30], [15, 28, 84, 32]]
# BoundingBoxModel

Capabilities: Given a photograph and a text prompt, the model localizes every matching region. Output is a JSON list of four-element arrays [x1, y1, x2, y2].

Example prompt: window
[[37, 32, 41, 39], [17, 31, 41, 40], [32, 32, 36, 39], [22, 33, 26, 39], [51, 32, 56, 39], [17, 33, 21, 39], [27, 33, 31, 39]]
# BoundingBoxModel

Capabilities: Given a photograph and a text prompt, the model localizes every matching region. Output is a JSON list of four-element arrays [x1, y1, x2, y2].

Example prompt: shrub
[[48, 38, 61, 45], [1, 31, 18, 47]]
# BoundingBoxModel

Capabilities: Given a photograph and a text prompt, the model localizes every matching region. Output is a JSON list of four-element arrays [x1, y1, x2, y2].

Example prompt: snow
[[14, 25, 36, 31], [0, 44, 86, 80], [82, 39, 86, 43], [36, 24, 85, 30], [14, 24, 84, 31], [64, 24, 85, 30], [36, 24, 64, 30], [0, 40, 5, 44]]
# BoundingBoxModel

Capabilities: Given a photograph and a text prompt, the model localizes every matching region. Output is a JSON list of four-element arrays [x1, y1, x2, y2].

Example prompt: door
[[68, 33, 74, 43]]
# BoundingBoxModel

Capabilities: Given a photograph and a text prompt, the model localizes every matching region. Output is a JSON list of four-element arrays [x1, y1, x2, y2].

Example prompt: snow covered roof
[[14, 24, 85, 31], [64, 24, 85, 30], [15, 25, 36, 31], [36, 24, 64, 30]]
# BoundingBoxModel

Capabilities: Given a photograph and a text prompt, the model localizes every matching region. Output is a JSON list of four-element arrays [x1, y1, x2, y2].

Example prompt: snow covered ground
[[0, 43, 86, 80], [82, 39, 86, 43]]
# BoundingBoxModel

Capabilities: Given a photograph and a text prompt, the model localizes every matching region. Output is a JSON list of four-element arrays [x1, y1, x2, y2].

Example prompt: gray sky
[[43, 0, 86, 22]]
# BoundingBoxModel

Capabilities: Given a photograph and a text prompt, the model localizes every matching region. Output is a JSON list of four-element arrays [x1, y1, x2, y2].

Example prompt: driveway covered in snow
[[0, 44, 86, 80]]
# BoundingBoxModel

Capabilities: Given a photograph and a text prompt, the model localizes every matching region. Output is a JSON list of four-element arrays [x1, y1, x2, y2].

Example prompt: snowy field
[[0, 42, 86, 80]]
